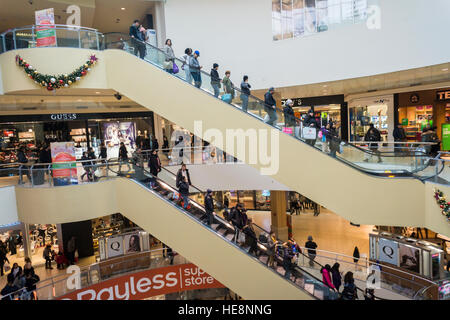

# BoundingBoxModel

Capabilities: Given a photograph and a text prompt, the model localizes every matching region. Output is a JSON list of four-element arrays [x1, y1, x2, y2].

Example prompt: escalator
[[99, 34, 445, 231]]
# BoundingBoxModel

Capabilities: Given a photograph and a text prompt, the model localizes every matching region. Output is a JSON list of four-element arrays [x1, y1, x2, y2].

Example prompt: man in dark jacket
[[178, 176, 190, 210], [0, 241, 9, 276], [243, 218, 258, 257], [303, 109, 319, 147], [201, 189, 215, 226], [1, 273, 19, 300], [129, 19, 145, 59], [230, 204, 244, 243], [118, 142, 131, 174], [363, 123, 382, 163], [305, 235, 318, 267], [148, 149, 161, 188], [264, 87, 278, 126], [210, 63, 221, 98], [17, 146, 30, 184], [176, 163, 192, 188], [393, 124, 407, 155], [282, 243, 295, 280], [283, 99, 297, 130]]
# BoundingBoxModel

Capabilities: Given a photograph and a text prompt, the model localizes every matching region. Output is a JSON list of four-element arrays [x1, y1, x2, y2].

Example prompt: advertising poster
[[124, 232, 141, 254], [35, 8, 56, 47], [378, 238, 398, 266], [106, 235, 124, 258], [399, 244, 421, 273], [103, 122, 136, 159], [50, 142, 77, 186], [58, 263, 225, 300], [442, 123, 450, 151]]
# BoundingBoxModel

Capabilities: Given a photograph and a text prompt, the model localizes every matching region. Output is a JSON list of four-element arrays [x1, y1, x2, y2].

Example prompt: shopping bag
[[318, 130, 323, 139], [163, 60, 172, 69], [173, 62, 179, 74], [221, 93, 232, 103], [3, 261, 10, 272], [238, 232, 246, 244], [94, 168, 102, 177], [302, 127, 317, 140]]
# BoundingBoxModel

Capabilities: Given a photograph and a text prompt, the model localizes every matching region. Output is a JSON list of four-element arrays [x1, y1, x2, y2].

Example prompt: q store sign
[[58, 263, 224, 300]]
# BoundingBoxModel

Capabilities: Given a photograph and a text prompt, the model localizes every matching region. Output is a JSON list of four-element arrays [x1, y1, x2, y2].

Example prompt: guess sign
[[58, 263, 224, 300], [437, 91, 450, 101], [50, 113, 77, 121]]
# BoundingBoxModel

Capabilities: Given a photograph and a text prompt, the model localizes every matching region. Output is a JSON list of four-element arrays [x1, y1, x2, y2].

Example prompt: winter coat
[[148, 154, 161, 176]]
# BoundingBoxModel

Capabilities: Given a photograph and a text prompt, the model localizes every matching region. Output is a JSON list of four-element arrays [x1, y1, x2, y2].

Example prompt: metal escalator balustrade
[[0, 24, 446, 184]]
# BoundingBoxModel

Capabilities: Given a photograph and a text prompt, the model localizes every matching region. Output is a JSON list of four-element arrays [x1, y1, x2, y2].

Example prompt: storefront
[[0, 111, 155, 162], [396, 88, 450, 148], [281, 94, 348, 141], [348, 95, 394, 142]]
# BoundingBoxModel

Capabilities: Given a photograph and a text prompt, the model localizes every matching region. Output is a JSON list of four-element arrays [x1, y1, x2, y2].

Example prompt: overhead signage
[[50, 113, 77, 121], [437, 90, 450, 101], [58, 263, 224, 300], [35, 8, 57, 47]]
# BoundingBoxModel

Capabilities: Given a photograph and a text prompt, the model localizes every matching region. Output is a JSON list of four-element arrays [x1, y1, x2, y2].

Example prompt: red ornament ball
[[59, 80, 64, 84], [81, 71, 87, 76], [25, 63, 29, 68], [47, 86, 54, 91], [440, 205, 444, 208]]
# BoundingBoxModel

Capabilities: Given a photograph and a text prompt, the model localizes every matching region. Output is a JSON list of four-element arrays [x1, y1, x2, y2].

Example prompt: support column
[[22, 223, 31, 261], [153, 114, 164, 151], [270, 190, 288, 241], [154, 1, 166, 48]]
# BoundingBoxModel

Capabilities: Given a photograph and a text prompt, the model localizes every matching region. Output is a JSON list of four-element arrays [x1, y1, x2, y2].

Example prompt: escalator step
[[217, 228, 228, 236], [225, 234, 234, 241], [211, 224, 219, 230]]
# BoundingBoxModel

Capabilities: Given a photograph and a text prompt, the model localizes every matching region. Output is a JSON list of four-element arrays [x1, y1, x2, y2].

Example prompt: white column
[[153, 114, 164, 151], [154, 1, 167, 48]]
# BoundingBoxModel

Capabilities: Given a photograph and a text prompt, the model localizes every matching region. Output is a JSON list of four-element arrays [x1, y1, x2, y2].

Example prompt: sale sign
[[58, 263, 225, 300], [35, 8, 56, 47], [50, 142, 78, 186]]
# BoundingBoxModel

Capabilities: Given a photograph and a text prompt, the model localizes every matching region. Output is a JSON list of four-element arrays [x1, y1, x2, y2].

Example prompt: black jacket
[[129, 25, 143, 41], [39, 149, 51, 164], [148, 154, 161, 176], [305, 240, 317, 255], [119, 145, 128, 160], [17, 150, 28, 164], [204, 194, 214, 214], [230, 207, 243, 228], [176, 168, 191, 188], [303, 114, 319, 129], [210, 69, 220, 84], [178, 180, 189, 196], [283, 105, 296, 127], [364, 127, 382, 148], [100, 146, 107, 159], [264, 91, 276, 112], [393, 127, 406, 141]]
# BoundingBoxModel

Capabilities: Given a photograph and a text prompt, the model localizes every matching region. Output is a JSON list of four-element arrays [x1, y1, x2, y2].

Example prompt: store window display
[[350, 103, 390, 142]]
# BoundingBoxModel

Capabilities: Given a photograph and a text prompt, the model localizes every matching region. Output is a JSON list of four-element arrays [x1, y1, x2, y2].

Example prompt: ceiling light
[[95, 91, 100, 94], [322, 85, 328, 88], [442, 68, 449, 72], [121, 7, 126, 10]]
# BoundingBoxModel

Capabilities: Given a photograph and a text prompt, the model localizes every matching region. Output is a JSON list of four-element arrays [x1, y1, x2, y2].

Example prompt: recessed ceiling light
[[95, 91, 100, 94], [121, 7, 126, 10], [442, 68, 449, 72], [322, 85, 328, 88]]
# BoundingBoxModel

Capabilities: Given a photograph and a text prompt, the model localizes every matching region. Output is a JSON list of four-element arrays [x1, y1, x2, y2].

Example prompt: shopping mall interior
[[0, 0, 449, 304]]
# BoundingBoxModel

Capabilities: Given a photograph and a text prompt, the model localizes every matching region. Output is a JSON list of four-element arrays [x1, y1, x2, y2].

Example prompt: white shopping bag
[[302, 127, 317, 140]]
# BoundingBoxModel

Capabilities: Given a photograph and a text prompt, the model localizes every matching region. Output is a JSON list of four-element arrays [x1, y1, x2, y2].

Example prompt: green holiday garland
[[433, 188, 450, 222], [15, 54, 98, 91]]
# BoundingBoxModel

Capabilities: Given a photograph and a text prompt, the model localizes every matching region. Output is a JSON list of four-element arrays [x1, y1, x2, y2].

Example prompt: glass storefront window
[[350, 103, 389, 141], [398, 106, 433, 142], [294, 104, 342, 135]]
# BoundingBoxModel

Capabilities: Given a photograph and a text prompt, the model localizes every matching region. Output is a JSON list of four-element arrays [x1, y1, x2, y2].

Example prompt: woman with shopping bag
[[303, 109, 319, 147]]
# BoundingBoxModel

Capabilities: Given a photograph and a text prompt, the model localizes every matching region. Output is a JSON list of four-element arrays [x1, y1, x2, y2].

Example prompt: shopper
[[178, 176, 190, 210], [363, 123, 382, 163], [330, 262, 342, 292], [341, 272, 358, 300], [240, 76, 251, 113], [1, 273, 19, 300], [305, 236, 318, 267], [201, 189, 215, 226], [163, 39, 175, 73], [166, 246, 175, 265], [24, 271, 40, 300], [55, 252, 65, 270], [222, 71, 235, 103], [230, 204, 244, 243], [421, 126, 440, 157], [189, 50, 202, 88], [283, 99, 296, 134], [303, 109, 319, 147], [326, 123, 341, 158], [42, 244, 53, 270], [66, 236, 77, 265], [282, 242, 295, 280], [264, 87, 278, 126], [0, 241, 9, 277], [181, 48, 193, 84], [364, 288, 376, 300], [23, 257, 34, 277], [129, 19, 145, 59], [119, 142, 131, 174], [17, 146, 30, 184], [162, 136, 169, 156], [210, 63, 221, 98], [38, 144, 52, 164], [243, 218, 258, 257], [100, 142, 107, 162], [148, 149, 161, 188], [321, 264, 336, 289], [353, 246, 360, 265], [266, 232, 278, 268], [393, 124, 407, 155], [80, 151, 92, 182], [176, 163, 192, 188]]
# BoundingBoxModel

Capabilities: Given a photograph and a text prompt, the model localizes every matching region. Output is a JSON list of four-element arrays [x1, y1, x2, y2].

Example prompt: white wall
[[164, 0, 450, 90], [0, 186, 19, 226]]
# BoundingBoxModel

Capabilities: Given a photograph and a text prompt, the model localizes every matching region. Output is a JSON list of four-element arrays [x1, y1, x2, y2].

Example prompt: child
[[55, 251, 65, 269]]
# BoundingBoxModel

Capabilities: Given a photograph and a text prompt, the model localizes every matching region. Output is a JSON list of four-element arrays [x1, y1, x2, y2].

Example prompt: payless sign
[[58, 263, 224, 300], [437, 90, 450, 101]]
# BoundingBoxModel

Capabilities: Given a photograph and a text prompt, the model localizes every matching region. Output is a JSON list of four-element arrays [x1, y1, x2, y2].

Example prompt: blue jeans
[[182, 195, 189, 209], [240, 94, 249, 112], [212, 83, 220, 97], [191, 72, 202, 88], [265, 108, 278, 126]]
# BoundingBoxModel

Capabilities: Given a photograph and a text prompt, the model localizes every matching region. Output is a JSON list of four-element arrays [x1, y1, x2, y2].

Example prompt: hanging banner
[[58, 263, 225, 300], [35, 8, 57, 47], [50, 142, 77, 186]]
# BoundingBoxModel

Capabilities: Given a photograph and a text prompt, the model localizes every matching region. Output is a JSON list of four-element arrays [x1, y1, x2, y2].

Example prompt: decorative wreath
[[15, 54, 98, 91], [433, 188, 450, 222]]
